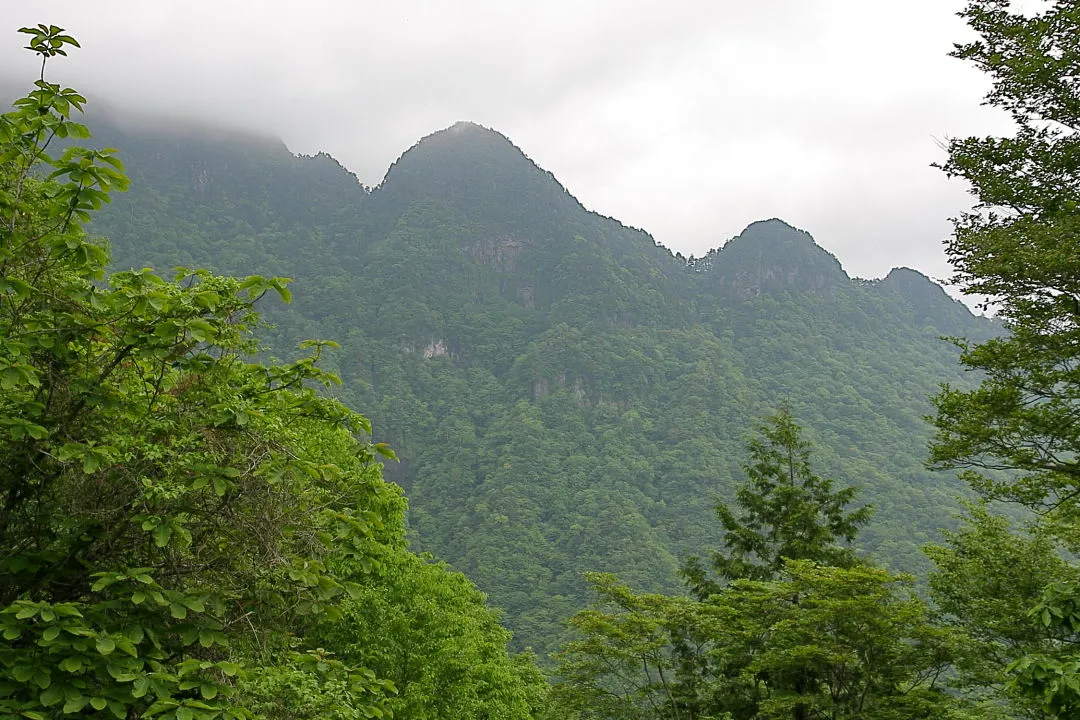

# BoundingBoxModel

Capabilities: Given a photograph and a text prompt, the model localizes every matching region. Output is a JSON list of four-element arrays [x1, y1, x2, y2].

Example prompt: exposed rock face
[[466, 235, 529, 272], [422, 338, 449, 358]]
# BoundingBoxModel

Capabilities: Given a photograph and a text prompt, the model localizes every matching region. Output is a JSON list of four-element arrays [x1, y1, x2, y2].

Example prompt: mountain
[[879, 266, 979, 335], [82, 115, 995, 658], [704, 218, 849, 297], [370, 121, 585, 237]]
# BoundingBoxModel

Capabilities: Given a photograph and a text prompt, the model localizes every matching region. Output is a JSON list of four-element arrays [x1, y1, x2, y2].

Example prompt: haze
[[1, 1, 1016, 292]]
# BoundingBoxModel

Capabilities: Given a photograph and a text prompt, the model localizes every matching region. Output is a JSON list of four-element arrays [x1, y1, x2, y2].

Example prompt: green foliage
[[682, 407, 872, 597], [925, 504, 1070, 717], [715, 561, 959, 720], [320, 548, 549, 720], [926, 2, 1080, 717], [553, 573, 703, 720], [0, 27, 548, 720], [86, 113, 997, 655], [554, 565, 959, 720], [930, 0, 1080, 508], [0, 28, 396, 719], [1010, 580, 1080, 719], [239, 648, 396, 720], [555, 415, 969, 720], [557, 566, 970, 719]]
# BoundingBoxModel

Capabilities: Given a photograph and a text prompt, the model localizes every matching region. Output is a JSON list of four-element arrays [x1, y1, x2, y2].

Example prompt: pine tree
[[682, 407, 872, 599]]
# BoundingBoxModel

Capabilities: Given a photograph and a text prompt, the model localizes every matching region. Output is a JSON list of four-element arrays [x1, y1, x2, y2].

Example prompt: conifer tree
[[682, 407, 872, 599]]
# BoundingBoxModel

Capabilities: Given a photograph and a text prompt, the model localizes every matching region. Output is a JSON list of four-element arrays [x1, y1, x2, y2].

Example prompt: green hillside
[[85, 116, 996, 657]]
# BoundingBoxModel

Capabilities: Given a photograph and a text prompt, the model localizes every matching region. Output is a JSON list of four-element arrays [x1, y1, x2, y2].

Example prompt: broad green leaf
[[39, 684, 62, 706], [59, 656, 83, 672], [153, 523, 173, 548], [132, 676, 150, 698]]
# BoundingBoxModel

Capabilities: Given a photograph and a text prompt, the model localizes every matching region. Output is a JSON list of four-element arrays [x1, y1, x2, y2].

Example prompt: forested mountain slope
[[85, 115, 996, 657]]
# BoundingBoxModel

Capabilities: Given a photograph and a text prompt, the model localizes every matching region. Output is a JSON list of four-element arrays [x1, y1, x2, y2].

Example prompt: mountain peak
[[706, 219, 848, 297], [730, 218, 829, 249], [880, 267, 953, 303], [741, 217, 802, 234], [371, 122, 585, 235], [443, 120, 498, 135], [410, 120, 516, 152], [378, 121, 531, 185], [883, 266, 936, 284], [878, 266, 977, 331]]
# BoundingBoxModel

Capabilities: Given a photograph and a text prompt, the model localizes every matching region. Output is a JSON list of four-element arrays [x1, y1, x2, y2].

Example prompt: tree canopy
[[682, 407, 872, 598], [555, 411, 964, 720], [927, 1, 1080, 716], [9, 3, 1080, 718], [0, 24, 547, 720]]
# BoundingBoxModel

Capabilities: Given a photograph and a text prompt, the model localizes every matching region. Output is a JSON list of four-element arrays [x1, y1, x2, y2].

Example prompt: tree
[[0, 24, 408, 719], [926, 504, 1074, 719], [552, 573, 706, 720], [555, 411, 966, 720], [930, 0, 1080, 517], [682, 407, 872, 598], [927, 1, 1080, 716], [318, 547, 549, 720], [555, 565, 966, 720], [714, 561, 960, 720]]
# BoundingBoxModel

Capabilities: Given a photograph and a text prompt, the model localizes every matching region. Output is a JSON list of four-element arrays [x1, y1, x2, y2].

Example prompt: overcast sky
[[2, 1, 1017, 292]]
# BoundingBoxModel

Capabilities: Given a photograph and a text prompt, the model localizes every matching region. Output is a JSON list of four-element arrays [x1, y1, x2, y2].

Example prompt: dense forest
[[83, 96, 997, 661], [4, 0, 1080, 718]]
